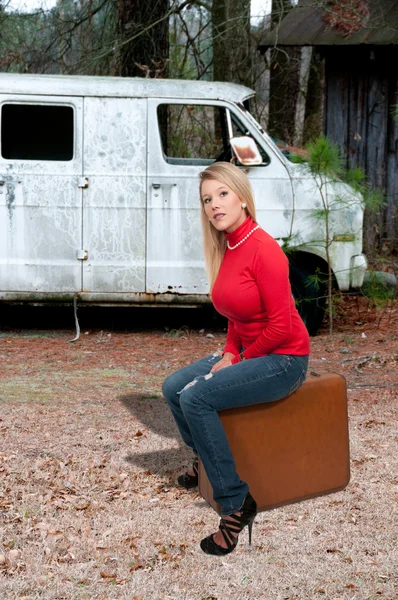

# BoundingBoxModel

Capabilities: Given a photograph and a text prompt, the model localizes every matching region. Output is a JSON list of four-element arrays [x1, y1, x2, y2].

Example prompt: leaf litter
[[0, 296, 397, 599]]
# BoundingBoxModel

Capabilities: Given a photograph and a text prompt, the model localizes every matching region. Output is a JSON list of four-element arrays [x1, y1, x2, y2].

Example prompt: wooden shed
[[260, 0, 398, 254]]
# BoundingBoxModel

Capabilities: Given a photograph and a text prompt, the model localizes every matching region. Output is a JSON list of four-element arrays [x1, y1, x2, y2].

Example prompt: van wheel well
[[288, 253, 331, 336]]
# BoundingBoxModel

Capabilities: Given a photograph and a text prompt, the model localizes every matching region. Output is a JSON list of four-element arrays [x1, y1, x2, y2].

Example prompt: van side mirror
[[230, 136, 263, 166]]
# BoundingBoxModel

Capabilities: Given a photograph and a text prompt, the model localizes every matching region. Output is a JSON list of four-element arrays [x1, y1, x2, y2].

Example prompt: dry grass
[[0, 322, 397, 600]]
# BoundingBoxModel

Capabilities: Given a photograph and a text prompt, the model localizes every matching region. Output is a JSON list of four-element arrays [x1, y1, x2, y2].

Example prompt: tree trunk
[[303, 50, 324, 145], [212, 0, 252, 87], [115, 0, 170, 78], [268, 0, 301, 143], [294, 46, 312, 146]]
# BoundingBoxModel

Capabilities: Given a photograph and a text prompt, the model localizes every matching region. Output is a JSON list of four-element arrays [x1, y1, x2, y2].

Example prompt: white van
[[0, 73, 367, 334]]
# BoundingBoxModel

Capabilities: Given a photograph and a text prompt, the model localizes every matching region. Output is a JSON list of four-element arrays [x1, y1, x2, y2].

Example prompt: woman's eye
[[220, 191, 228, 197], [203, 198, 211, 204]]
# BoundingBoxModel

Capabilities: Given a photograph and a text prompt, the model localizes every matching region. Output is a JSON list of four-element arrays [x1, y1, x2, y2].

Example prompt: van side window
[[1, 104, 74, 161], [157, 104, 269, 166], [157, 104, 228, 165]]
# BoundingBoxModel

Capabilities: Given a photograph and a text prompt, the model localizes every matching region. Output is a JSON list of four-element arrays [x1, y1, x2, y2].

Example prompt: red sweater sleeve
[[224, 320, 242, 356], [231, 244, 292, 363]]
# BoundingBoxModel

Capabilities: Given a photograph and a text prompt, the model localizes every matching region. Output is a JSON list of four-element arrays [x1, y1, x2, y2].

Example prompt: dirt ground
[[0, 297, 397, 600]]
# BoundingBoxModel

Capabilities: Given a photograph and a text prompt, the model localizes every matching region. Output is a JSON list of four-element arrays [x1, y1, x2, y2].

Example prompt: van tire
[[289, 263, 326, 336]]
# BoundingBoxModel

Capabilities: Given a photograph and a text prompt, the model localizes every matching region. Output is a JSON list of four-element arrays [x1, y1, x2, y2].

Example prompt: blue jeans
[[162, 353, 309, 516]]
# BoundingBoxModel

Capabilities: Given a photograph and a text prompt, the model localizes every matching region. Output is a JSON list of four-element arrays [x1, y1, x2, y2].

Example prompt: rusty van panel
[[0, 175, 82, 292], [81, 175, 146, 293], [0, 95, 83, 293], [0, 291, 211, 305], [82, 98, 147, 293], [146, 178, 209, 295]]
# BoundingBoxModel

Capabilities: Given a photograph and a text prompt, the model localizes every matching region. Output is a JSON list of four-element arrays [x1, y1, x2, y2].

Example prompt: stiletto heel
[[248, 518, 254, 547], [200, 492, 257, 556], [177, 458, 199, 489]]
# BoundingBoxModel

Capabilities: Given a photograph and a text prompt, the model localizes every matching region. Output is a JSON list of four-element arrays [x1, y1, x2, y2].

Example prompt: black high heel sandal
[[177, 458, 199, 489], [200, 492, 257, 556]]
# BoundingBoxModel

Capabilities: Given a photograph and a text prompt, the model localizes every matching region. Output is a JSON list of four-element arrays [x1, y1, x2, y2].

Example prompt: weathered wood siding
[[324, 47, 398, 253]]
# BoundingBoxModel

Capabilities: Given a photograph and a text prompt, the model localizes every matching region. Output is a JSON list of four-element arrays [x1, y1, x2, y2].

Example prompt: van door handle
[[78, 177, 89, 188], [77, 249, 88, 260], [152, 183, 160, 189]]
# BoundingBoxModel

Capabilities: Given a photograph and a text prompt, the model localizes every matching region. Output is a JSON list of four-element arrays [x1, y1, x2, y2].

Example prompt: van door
[[147, 99, 229, 295], [0, 96, 83, 295], [146, 99, 293, 295], [82, 97, 147, 294]]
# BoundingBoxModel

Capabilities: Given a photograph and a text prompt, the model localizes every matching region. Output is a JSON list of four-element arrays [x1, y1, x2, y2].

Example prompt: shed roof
[[260, 0, 398, 47], [0, 73, 255, 103]]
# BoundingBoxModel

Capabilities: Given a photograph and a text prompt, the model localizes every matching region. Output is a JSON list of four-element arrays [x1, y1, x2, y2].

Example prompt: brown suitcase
[[199, 373, 350, 514]]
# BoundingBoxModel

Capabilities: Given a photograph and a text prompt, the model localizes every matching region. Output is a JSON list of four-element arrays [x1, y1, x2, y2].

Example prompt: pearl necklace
[[227, 225, 260, 250]]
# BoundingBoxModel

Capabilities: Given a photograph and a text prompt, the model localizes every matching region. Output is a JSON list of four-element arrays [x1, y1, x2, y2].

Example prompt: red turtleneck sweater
[[211, 216, 310, 364]]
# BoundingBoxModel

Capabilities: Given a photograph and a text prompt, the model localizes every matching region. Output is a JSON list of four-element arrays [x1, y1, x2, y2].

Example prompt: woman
[[162, 162, 310, 556]]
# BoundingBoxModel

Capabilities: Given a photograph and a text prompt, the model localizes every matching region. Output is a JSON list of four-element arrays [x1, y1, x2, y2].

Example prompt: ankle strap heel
[[177, 458, 199, 489], [200, 492, 257, 556]]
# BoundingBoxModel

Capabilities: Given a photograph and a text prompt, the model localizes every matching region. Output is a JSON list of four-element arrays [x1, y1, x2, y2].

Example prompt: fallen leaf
[[58, 551, 75, 563], [262, 526, 277, 534], [46, 530, 63, 539], [100, 570, 116, 579], [364, 420, 385, 428], [74, 500, 91, 511], [129, 559, 145, 571]]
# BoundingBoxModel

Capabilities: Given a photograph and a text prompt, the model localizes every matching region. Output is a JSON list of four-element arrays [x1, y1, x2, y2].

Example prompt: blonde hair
[[199, 162, 257, 290]]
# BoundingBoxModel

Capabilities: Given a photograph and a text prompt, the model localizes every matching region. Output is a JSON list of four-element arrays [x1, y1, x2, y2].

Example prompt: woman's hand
[[210, 352, 235, 373]]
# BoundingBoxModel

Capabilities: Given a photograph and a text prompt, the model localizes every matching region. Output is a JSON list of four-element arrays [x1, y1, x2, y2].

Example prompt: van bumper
[[350, 254, 368, 289]]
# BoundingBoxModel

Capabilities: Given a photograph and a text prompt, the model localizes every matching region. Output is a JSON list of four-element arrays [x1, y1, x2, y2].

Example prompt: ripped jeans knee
[[208, 351, 221, 362], [177, 371, 214, 395], [176, 352, 220, 395]]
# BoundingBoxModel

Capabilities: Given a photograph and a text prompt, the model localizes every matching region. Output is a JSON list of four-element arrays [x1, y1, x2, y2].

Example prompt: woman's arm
[[209, 321, 241, 372], [224, 319, 242, 356]]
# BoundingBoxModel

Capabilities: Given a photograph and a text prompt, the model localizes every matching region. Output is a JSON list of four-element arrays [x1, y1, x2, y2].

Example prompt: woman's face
[[201, 178, 246, 234]]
